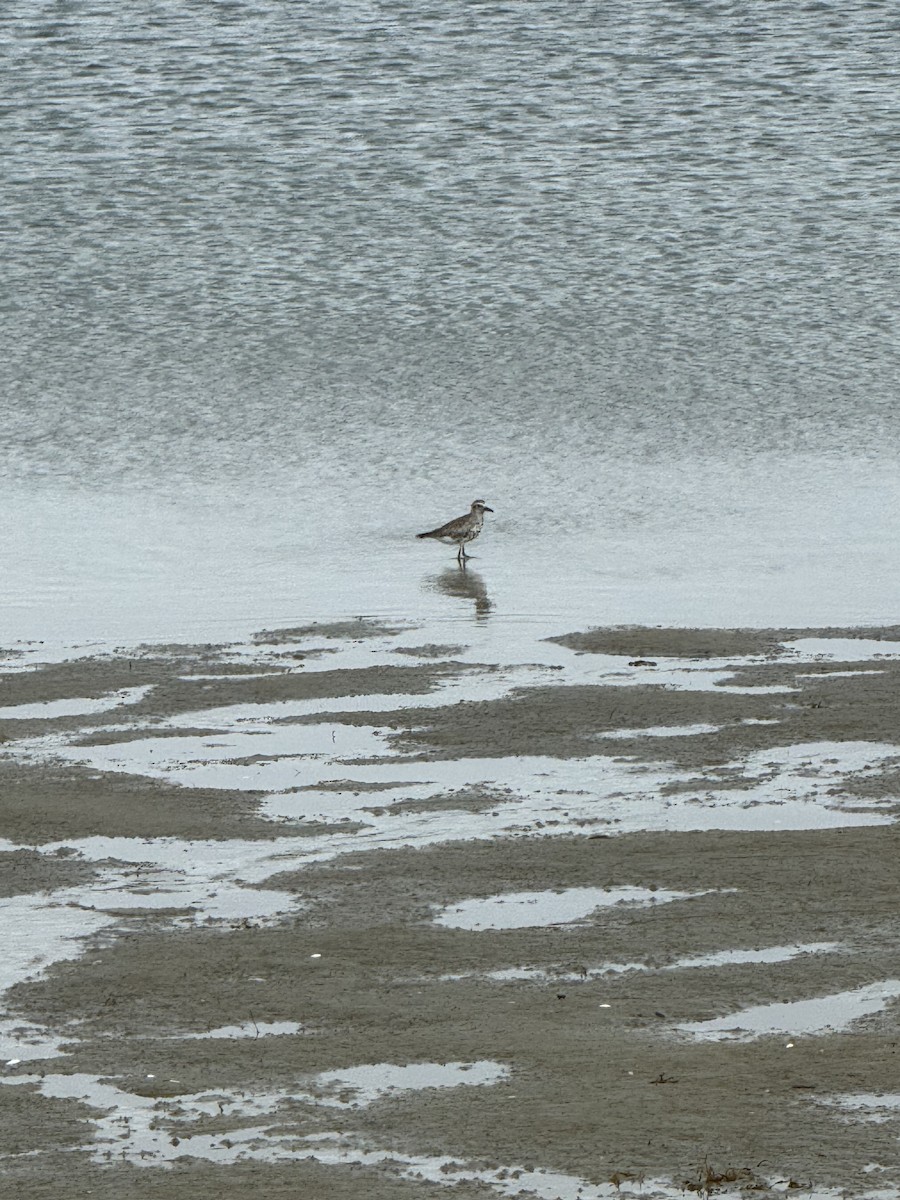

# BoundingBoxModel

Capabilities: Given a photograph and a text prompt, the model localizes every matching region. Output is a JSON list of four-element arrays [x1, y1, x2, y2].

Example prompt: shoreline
[[1, 622, 900, 1197]]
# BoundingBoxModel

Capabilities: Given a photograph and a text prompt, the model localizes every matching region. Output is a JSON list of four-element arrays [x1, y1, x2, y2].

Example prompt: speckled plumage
[[417, 499, 494, 561]]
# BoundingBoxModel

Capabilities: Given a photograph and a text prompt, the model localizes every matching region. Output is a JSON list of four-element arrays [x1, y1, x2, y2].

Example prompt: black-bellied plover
[[416, 500, 494, 562]]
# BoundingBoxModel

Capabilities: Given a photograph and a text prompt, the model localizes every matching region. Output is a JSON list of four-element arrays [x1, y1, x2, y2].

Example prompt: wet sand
[[2, 624, 900, 1198]]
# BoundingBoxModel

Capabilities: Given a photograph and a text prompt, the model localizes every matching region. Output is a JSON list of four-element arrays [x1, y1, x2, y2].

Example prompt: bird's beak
[[483, 506, 494, 513]]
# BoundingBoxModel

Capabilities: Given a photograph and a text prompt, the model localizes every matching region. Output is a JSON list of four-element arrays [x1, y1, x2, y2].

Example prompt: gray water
[[3, 1, 900, 642]]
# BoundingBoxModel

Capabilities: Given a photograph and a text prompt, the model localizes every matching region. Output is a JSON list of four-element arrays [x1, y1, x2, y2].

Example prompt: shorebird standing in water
[[416, 499, 494, 563]]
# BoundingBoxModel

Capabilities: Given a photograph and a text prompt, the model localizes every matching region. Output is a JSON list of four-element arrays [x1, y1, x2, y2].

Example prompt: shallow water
[[433, 885, 704, 931], [444, 941, 840, 984], [3, 1, 900, 645], [6, 463, 900, 647], [677, 980, 900, 1041], [309, 1060, 510, 1108], [184, 1020, 304, 1040], [0, 686, 152, 721]]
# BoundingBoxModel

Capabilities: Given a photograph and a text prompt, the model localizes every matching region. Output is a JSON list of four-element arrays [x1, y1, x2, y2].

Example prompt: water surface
[[3, 1, 899, 643]]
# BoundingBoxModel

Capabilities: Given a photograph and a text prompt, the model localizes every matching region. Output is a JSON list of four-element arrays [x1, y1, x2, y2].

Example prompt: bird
[[416, 499, 494, 563]]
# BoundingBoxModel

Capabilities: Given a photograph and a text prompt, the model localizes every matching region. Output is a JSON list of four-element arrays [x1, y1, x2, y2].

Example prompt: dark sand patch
[[393, 644, 467, 659], [547, 626, 788, 658], [0, 848, 98, 897], [0, 662, 473, 748], [0, 654, 165, 707], [0, 650, 277, 709], [844, 764, 900, 803], [0, 647, 469, 728], [0, 759, 276, 844], [71, 725, 223, 746], [363, 786, 518, 817], [0, 755, 373, 843], [253, 619, 407, 644], [293, 778, 415, 793], [122, 662, 472, 722], [0, 1085, 92, 1156], [379, 682, 783, 762], [548, 623, 900, 659]]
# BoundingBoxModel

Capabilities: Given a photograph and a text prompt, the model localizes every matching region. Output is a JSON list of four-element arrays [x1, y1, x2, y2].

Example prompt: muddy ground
[[1, 625, 900, 1198]]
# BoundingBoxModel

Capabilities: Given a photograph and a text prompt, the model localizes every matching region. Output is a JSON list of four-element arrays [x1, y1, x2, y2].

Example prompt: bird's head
[[471, 499, 494, 513]]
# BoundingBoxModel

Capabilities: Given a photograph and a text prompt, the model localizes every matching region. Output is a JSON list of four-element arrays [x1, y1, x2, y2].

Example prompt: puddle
[[306, 1060, 509, 1107], [56, 871, 297, 925], [795, 671, 885, 680], [0, 894, 118, 993], [671, 942, 840, 970], [815, 1093, 900, 1124], [184, 1020, 304, 1040], [0, 686, 153, 721], [0, 1019, 68, 1063], [248, 1139, 898, 1200], [784, 639, 900, 662], [599, 724, 721, 739], [32, 723, 390, 791], [249, 627, 805, 700], [443, 942, 840, 984], [1, 1072, 286, 1165], [0, 834, 331, 896], [677, 980, 900, 1041], [440, 964, 646, 983], [433, 886, 705, 931]]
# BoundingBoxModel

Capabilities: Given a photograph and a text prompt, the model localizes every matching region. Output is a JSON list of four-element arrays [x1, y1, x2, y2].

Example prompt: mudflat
[[2, 624, 900, 1199]]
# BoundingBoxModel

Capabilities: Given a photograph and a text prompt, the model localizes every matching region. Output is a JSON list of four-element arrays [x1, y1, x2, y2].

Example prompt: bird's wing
[[417, 513, 467, 539]]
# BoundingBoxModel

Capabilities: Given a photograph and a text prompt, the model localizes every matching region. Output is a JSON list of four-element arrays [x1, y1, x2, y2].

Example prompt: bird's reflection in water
[[427, 563, 493, 621]]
